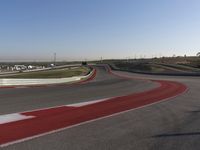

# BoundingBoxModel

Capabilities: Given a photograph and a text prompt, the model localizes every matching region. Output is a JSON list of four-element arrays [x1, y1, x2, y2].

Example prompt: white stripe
[[0, 113, 34, 125], [66, 98, 110, 107]]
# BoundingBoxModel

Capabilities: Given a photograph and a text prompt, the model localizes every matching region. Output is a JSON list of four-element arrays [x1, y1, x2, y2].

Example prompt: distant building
[[50, 64, 55, 67], [28, 65, 37, 70], [14, 65, 27, 71]]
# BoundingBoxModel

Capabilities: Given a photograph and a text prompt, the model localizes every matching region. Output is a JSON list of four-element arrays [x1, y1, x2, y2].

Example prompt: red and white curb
[[0, 114, 34, 125], [0, 79, 187, 147], [0, 98, 109, 126]]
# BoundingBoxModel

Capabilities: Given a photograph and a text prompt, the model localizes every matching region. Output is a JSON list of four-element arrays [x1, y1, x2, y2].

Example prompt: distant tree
[[197, 52, 200, 57], [82, 61, 87, 66]]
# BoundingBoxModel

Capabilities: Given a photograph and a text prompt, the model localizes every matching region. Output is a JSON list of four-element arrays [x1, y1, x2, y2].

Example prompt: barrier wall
[[0, 69, 94, 86]]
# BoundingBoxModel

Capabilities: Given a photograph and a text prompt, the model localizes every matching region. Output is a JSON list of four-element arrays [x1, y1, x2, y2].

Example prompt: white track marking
[[66, 98, 110, 107], [0, 113, 34, 125]]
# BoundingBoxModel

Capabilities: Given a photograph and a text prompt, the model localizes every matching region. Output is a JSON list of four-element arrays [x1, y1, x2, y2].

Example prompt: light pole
[[54, 53, 56, 66]]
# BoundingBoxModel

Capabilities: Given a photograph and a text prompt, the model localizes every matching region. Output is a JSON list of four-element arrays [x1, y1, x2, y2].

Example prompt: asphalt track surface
[[0, 65, 200, 150]]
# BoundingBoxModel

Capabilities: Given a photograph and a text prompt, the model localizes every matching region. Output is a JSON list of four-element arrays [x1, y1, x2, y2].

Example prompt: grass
[[158, 63, 200, 72], [0, 67, 90, 79], [114, 62, 200, 73]]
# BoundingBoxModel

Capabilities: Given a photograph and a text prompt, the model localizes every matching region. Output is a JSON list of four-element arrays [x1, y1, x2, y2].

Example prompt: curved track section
[[0, 65, 187, 147], [0, 66, 157, 115]]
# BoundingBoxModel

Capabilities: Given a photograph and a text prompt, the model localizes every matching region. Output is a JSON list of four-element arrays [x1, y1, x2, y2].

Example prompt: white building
[[14, 65, 27, 71]]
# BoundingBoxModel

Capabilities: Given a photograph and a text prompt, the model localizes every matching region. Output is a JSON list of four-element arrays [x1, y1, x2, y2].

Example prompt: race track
[[0, 65, 200, 150]]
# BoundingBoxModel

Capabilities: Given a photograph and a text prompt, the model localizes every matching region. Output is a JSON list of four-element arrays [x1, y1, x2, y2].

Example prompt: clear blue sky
[[0, 0, 200, 61]]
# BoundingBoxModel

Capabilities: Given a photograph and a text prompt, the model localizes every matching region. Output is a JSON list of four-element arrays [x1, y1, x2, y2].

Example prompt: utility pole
[[100, 56, 103, 63], [54, 53, 57, 66]]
